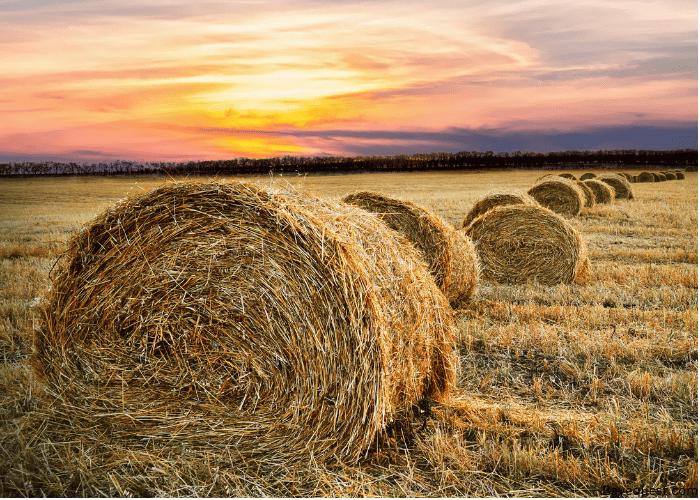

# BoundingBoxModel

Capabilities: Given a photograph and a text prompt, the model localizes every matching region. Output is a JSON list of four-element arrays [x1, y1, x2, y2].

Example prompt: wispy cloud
[[0, 0, 696, 160]]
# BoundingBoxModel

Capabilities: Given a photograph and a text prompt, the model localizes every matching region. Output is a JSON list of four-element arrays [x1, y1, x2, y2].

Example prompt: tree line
[[1, 148, 697, 177]]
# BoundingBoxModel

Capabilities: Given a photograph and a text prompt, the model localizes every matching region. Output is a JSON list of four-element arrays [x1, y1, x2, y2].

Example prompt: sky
[[0, 0, 697, 162]]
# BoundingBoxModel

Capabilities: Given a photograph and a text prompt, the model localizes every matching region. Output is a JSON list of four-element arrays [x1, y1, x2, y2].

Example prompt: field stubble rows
[[0, 169, 697, 496]]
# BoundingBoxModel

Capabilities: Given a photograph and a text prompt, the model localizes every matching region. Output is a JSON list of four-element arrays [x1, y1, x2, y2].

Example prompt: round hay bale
[[637, 171, 654, 183], [582, 179, 615, 204], [558, 173, 576, 180], [597, 174, 634, 200], [675, 171, 685, 180], [617, 172, 632, 181], [464, 205, 588, 285], [685, 165, 697, 172], [575, 180, 596, 208], [527, 178, 584, 217], [343, 191, 479, 307], [579, 172, 597, 181], [35, 180, 458, 464], [665, 171, 677, 180], [658, 172, 668, 181], [461, 189, 539, 229], [652, 172, 662, 182], [631, 175, 638, 183]]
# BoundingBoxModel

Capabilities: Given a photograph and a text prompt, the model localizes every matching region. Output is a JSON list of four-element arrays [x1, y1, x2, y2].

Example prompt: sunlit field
[[0, 168, 697, 497]]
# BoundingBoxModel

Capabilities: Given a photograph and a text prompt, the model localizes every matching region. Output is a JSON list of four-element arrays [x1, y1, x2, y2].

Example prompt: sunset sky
[[0, 0, 697, 162]]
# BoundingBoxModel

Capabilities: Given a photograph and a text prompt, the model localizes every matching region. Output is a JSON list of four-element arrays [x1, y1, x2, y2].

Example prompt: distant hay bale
[[685, 165, 697, 172], [617, 172, 632, 181], [579, 172, 597, 181], [35, 180, 458, 464], [582, 179, 615, 204], [637, 172, 654, 183], [527, 178, 585, 217], [657, 172, 668, 181], [631, 175, 638, 183], [675, 171, 685, 180], [558, 173, 577, 180], [665, 172, 677, 180], [464, 205, 588, 285], [575, 180, 596, 208], [461, 189, 539, 228], [652, 172, 662, 182], [597, 174, 634, 200], [343, 191, 479, 306]]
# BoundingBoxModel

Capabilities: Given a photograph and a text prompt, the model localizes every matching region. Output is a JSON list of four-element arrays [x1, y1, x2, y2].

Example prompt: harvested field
[[343, 190, 479, 306], [527, 177, 585, 216], [0, 168, 696, 497]]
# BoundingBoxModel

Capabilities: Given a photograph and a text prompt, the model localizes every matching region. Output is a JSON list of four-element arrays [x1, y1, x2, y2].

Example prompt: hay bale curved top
[[675, 171, 686, 180], [558, 173, 577, 180], [575, 180, 596, 208], [617, 172, 632, 181], [665, 172, 677, 180], [582, 179, 615, 204], [343, 191, 479, 306], [461, 189, 539, 229], [579, 172, 597, 181], [464, 205, 588, 285], [685, 166, 698, 172], [658, 172, 668, 181], [652, 172, 662, 182], [35, 180, 457, 464], [637, 172, 654, 183], [527, 178, 585, 217], [597, 174, 634, 200]]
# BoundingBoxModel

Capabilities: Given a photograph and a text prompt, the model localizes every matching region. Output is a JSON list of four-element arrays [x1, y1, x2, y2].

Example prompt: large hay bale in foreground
[[637, 172, 654, 183], [527, 178, 585, 217], [343, 191, 479, 306], [461, 189, 539, 228], [575, 181, 596, 208], [464, 205, 588, 285], [35, 180, 457, 464], [597, 174, 634, 200], [579, 172, 597, 181], [582, 179, 615, 204]]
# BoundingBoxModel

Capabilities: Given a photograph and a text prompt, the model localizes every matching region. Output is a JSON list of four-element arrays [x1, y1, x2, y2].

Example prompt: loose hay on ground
[[597, 174, 634, 200], [460, 189, 539, 229], [527, 178, 585, 217], [34, 180, 458, 466], [463, 205, 588, 285], [343, 190, 479, 306]]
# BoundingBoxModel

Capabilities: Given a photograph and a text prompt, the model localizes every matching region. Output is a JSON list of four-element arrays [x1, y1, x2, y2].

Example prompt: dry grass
[[0, 169, 697, 497]]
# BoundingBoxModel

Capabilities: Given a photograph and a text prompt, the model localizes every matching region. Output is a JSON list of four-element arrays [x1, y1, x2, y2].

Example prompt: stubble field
[[0, 168, 697, 497]]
